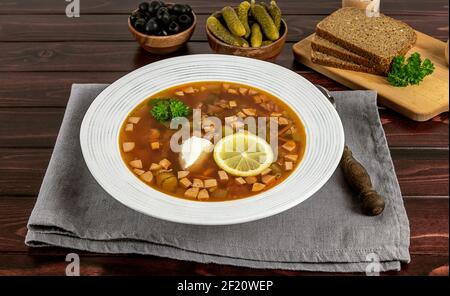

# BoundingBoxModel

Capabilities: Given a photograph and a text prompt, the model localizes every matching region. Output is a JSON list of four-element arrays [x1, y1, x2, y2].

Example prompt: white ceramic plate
[[80, 54, 344, 225]]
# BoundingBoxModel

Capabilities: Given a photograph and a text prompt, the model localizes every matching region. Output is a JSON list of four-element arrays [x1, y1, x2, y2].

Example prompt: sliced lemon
[[213, 133, 274, 177]]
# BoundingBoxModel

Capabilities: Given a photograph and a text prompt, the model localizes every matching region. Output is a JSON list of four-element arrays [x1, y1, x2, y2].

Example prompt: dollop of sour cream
[[179, 136, 214, 172]]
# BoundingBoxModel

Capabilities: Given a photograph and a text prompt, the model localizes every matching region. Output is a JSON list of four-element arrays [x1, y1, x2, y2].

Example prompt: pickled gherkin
[[269, 1, 282, 31], [250, 23, 263, 48], [221, 6, 246, 37], [207, 16, 249, 47], [209, 1, 282, 48], [259, 1, 270, 11], [251, 4, 279, 41], [212, 10, 222, 19], [240, 38, 250, 47], [237, 1, 251, 38]]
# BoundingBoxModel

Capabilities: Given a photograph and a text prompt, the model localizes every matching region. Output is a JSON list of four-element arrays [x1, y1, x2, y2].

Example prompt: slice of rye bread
[[310, 48, 383, 75], [311, 34, 390, 75], [316, 7, 416, 66]]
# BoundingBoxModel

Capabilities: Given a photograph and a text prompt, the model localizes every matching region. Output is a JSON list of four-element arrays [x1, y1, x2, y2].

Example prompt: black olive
[[142, 11, 152, 21], [134, 18, 147, 32], [145, 18, 161, 35], [184, 4, 192, 14], [138, 2, 149, 12], [150, 0, 161, 12], [164, 14, 172, 25], [169, 14, 178, 23], [148, 4, 156, 15], [145, 19, 160, 35], [178, 14, 192, 28], [130, 11, 142, 23], [156, 7, 170, 25], [156, 6, 169, 16], [168, 21, 181, 34], [172, 4, 184, 15]]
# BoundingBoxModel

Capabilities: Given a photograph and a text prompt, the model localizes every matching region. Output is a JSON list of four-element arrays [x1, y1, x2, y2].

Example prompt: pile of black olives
[[130, 1, 194, 36]]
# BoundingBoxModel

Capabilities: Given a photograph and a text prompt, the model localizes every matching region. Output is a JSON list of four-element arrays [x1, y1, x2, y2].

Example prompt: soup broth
[[119, 81, 306, 201]]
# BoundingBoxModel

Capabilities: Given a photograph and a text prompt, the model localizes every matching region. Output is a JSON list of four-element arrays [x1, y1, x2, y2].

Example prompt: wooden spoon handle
[[340, 145, 385, 216]]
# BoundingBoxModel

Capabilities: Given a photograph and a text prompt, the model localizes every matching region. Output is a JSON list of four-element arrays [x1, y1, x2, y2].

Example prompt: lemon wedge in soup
[[213, 133, 274, 177]]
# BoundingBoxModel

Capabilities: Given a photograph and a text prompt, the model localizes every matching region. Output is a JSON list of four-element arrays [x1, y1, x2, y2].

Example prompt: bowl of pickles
[[128, 1, 196, 54], [206, 0, 287, 61]]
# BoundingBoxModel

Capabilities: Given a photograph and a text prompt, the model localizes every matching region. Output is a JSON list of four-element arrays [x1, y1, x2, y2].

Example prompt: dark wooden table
[[0, 0, 448, 276]]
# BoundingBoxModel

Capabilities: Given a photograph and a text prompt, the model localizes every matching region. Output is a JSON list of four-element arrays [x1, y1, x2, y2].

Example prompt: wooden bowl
[[206, 19, 287, 61], [128, 10, 196, 55]]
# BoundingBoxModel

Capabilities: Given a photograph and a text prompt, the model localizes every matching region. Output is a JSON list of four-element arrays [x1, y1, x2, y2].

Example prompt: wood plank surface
[[0, 0, 448, 15], [2, 42, 296, 72], [0, 253, 447, 276], [0, 148, 447, 196], [405, 197, 449, 255], [0, 196, 447, 261], [0, 15, 448, 42], [0, 72, 344, 107], [0, 108, 447, 148], [0, 0, 447, 276]]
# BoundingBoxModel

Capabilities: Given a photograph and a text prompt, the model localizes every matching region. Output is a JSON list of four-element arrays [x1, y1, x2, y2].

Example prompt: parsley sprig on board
[[148, 98, 191, 122], [387, 52, 435, 87]]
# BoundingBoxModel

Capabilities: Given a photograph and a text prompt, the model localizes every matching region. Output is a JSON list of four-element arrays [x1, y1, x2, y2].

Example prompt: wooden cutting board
[[293, 31, 449, 121]]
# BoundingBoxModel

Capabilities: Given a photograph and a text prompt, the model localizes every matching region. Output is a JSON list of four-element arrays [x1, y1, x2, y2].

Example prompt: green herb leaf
[[148, 98, 191, 122], [169, 99, 191, 118], [150, 102, 171, 122], [387, 52, 435, 87], [148, 98, 164, 106]]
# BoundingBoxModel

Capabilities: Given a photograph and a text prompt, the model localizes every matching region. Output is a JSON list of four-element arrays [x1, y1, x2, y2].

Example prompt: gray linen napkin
[[26, 84, 410, 273]]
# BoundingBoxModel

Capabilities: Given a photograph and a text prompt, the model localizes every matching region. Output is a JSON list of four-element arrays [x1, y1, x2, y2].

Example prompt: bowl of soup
[[80, 54, 344, 225]]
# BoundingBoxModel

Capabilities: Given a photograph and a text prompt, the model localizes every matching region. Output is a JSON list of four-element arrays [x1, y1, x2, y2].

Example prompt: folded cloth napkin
[[26, 84, 410, 273]]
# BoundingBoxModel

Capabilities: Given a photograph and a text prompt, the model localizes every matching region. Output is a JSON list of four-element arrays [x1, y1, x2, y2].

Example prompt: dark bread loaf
[[311, 34, 389, 75], [316, 7, 416, 67], [311, 49, 383, 75]]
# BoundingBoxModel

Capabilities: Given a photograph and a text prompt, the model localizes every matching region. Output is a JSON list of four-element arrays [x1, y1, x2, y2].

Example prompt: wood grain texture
[[0, 72, 345, 107], [0, 0, 447, 276], [394, 159, 449, 196], [0, 148, 447, 196], [0, 0, 448, 15], [0, 108, 447, 148], [0, 41, 298, 72], [293, 32, 450, 121], [0, 72, 125, 107], [0, 149, 51, 196], [0, 15, 447, 42], [380, 111, 449, 147], [0, 108, 62, 147], [405, 198, 449, 255], [0, 253, 447, 276], [0, 196, 447, 273], [0, 22, 446, 75]]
